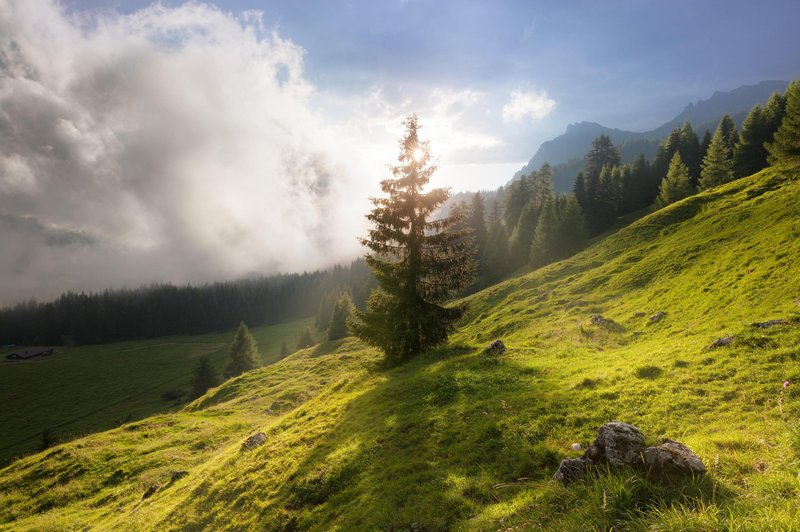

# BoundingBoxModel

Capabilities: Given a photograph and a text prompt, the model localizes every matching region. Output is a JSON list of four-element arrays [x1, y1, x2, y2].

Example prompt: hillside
[[1, 165, 800, 530]]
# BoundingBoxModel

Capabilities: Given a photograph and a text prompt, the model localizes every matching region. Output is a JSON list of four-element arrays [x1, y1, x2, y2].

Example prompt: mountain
[[516, 80, 789, 191], [2, 163, 799, 529]]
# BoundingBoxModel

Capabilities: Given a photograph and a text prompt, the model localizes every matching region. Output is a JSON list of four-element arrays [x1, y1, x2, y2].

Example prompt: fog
[[0, 1, 370, 304]]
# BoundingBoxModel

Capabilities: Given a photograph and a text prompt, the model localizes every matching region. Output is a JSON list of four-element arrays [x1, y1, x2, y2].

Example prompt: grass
[[1, 165, 800, 530], [0, 317, 317, 467]]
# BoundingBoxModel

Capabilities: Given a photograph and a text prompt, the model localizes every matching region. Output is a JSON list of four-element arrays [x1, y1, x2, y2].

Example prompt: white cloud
[[502, 89, 556, 122], [0, 0, 369, 303]]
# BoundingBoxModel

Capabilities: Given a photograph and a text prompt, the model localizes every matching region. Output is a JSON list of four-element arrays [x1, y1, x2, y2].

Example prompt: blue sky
[[68, 0, 799, 131], [0, 0, 798, 300]]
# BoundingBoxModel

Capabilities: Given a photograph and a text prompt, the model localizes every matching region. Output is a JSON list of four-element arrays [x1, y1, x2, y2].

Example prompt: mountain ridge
[[514, 80, 789, 189]]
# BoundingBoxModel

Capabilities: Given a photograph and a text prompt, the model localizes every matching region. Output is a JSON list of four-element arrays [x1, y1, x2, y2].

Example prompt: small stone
[[552, 458, 589, 483], [142, 484, 160, 500], [170, 470, 188, 483], [648, 311, 667, 324], [485, 339, 506, 355], [241, 432, 267, 451], [633, 312, 646, 318], [709, 335, 733, 349], [570, 443, 582, 452], [751, 319, 788, 329], [642, 439, 706, 481]]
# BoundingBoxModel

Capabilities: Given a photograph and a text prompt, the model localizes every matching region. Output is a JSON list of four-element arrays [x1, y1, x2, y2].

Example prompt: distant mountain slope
[[516, 80, 789, 191], [2, 164, 799, 530]]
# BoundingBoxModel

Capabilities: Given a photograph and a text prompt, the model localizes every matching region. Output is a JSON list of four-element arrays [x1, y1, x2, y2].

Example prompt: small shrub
[[161, 389, 185, 402], [635, 365, 663, 379]]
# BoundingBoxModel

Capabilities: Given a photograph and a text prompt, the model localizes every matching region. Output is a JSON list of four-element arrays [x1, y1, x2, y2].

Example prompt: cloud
[[0, 0, 369, 304], [502, 89, 556, 122]]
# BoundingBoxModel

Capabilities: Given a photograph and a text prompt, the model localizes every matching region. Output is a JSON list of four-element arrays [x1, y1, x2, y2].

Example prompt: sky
[[0, 0, 798, 303]]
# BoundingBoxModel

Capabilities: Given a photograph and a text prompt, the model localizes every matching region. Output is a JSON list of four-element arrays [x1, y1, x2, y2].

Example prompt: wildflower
[[784, 381, 791, 389]]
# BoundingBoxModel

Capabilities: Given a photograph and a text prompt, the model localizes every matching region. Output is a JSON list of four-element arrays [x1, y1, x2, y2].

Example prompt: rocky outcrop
[[553, 422, 706, 485], [648, 311, 667, 324]]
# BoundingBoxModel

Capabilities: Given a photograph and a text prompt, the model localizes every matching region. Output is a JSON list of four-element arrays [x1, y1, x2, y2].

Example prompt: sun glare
[[412, 147, 424, 162]]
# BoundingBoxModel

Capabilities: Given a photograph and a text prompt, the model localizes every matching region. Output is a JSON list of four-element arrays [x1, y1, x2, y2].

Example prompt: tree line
[[0, 259, 375, 346]]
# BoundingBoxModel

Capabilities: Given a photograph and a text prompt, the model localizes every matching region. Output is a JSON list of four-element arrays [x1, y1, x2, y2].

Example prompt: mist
[[0, 1, 370, 305]]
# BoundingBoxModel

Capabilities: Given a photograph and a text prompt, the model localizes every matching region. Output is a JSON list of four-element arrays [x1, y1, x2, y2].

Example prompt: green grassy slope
[[1, 166, 800, 530], [0, 317, 316, 468]]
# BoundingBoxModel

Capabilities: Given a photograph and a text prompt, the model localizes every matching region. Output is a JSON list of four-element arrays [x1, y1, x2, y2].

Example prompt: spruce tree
[[191, 357, 218, 398], [468, 192, 488, 263], [700, 129, 713, 159], [655, 152, 694, 208], [351, 115, 476, 364], [717, 114, 739, 160], [767, 80, 800, 164], [733, 104, 768, 178], [554, 194, 588, 257], [296, 328, 314, 350], [700, 122, 735, 189], [483, 199, 510, 281], [530, 197, 557, 266], [280, 340, 290, 357], [224, 322, 259, 378], [679, 122, 702, 184], [327, 292, 352, 341]]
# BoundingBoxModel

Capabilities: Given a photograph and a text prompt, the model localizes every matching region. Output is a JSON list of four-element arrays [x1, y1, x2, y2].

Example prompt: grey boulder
[[585, 421, 647, 468], [642, 439, 707, 481]]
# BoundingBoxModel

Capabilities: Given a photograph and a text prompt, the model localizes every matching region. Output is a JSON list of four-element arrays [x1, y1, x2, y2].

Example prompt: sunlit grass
[[1, 166, 800, 529]]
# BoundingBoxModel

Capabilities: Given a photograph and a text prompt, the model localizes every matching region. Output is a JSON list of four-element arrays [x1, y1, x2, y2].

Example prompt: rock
[[642, 439, 706, 481], [570, 443, 582, 452], [565, 300, 588, 310], [170, 470, 188, 483], [751, 319, 788, 329], [552, 457, 589, 483], [709, 335, 733, 349], [142, 484, 160, 500], [633, 312, 646, 318], [585, 421, 647, 469], [534, 290, 551, 302], [648, 311, 667, 324], [241, 432, 267, 451], [485, 339, 506, 355], [590, 314, 622, 331]]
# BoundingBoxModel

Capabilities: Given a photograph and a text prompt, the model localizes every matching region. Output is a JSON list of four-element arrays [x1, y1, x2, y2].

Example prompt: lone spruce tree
[[224, 322, 259, 378], [351, 115, 476, 364]]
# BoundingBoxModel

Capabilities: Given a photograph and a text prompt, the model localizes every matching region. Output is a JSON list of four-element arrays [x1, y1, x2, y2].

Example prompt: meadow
[[0, 318, 316, 468], [1, 165, 800, 529]]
